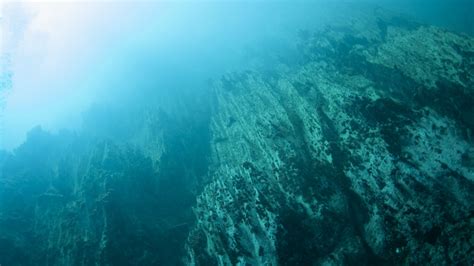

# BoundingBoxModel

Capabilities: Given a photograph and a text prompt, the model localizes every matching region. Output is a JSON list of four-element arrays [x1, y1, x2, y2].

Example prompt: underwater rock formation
[[0, 109, 209, 265], [185, 13, 474, 266], [1, 11, 473, 266]]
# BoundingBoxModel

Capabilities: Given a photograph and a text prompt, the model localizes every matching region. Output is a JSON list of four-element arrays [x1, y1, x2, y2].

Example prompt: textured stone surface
[[1, 10, 473, 266], [185, 13, 474, 266]]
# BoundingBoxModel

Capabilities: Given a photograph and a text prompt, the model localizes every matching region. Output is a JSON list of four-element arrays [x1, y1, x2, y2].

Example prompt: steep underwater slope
[[0, 11, 473, 266], [185, 14, 474, 265]]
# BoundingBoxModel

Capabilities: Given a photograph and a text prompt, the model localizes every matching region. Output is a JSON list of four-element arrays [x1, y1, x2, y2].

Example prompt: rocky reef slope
[[185, 13, 474, 266], [1, 11, 473, 266]]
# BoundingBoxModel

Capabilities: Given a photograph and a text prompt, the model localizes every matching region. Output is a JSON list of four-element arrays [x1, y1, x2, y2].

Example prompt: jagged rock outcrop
[[0, 107, 209, 265], [185, 13, 474, 265]]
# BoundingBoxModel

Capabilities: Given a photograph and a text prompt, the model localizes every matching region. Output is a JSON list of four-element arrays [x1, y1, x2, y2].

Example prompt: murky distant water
[[367, 0, 473, 35], [0, 1, 473, 266], [0, 1, 472, 150]]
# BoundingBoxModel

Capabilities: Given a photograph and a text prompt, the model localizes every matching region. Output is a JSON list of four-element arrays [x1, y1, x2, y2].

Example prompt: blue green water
[[0, 1, 473, 265], [0, 1, 472, 150]]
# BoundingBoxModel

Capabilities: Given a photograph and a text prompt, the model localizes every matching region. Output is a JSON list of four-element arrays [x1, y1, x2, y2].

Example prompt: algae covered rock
[[0, 8, 473, 266], [185, 13, 474, 266]]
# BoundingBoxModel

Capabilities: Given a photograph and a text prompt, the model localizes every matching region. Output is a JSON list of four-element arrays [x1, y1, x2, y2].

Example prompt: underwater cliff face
[[185, 11, 474, 265], [1, 5, 474, 266]]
